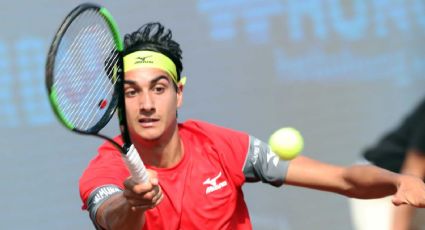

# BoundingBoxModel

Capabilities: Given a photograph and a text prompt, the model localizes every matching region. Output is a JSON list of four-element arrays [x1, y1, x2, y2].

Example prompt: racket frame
[[45, 3, 148, 183], [46, 3, 122, 139]]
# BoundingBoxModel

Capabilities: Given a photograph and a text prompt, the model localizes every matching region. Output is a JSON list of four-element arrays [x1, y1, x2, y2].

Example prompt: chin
[[137, 130, 162, 142], [141, 135, 161, 142], [128, 128, 158, 142]]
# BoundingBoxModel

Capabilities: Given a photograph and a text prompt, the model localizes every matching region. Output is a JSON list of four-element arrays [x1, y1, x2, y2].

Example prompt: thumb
[[391, 195, 406, 206], [150, 177, 159, 186]]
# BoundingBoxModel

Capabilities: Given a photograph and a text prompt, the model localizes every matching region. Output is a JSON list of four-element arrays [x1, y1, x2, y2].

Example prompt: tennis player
[[79, 22, 425, 230]]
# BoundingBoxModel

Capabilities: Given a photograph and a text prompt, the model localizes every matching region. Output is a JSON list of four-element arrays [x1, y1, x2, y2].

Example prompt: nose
[[139, 92, 155, 113]]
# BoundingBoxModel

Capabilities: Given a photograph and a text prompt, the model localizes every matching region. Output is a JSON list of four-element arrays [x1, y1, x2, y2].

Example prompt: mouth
[[138, 118, 159, 127]]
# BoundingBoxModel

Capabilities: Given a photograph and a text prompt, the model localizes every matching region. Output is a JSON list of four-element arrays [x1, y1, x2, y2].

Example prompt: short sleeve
[[242, 136, 289, 187]]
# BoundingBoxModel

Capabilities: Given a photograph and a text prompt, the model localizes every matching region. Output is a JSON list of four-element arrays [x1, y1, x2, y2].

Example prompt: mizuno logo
[[135, 56, 154, 64], [203, 172, 228, 194]]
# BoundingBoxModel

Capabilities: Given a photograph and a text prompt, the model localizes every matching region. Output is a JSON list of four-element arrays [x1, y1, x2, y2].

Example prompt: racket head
[[46, 3, 123, 135]]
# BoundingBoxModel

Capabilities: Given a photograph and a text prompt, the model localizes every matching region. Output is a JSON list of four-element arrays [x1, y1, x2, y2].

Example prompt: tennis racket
[[45, 3, 148, 183]]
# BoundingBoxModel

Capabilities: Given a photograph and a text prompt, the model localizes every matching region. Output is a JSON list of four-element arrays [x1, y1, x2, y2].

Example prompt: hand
[[123, 169, 163, 211], [392, 174, 425, 207]]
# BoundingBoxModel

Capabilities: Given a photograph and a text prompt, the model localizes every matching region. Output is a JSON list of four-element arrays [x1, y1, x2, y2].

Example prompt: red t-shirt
[[79, 120, 252, 229]]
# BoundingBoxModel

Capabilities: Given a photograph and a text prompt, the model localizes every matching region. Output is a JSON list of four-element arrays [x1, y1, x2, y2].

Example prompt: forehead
[[124, 67, 172, 83]]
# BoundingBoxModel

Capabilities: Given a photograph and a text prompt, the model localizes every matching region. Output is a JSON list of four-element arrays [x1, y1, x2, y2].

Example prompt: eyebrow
[[124, 75, 170, 86]]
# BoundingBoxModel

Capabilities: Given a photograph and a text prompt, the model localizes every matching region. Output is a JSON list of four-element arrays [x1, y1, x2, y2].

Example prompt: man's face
[[124, 67, 183, 142]]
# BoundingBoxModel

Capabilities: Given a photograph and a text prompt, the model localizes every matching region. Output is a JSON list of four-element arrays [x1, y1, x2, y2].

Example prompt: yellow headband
[[123, 50, 186, 85]]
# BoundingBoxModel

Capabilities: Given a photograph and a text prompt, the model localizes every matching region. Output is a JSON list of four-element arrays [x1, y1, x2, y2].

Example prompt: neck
[[133, 123, 183, 168]]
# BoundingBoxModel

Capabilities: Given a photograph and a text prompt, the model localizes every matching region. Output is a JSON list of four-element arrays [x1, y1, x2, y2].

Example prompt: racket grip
[[123, 145, 149, 183]]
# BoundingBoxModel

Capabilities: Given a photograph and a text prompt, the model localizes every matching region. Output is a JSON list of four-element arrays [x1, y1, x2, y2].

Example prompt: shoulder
[[98, 135, 124, 151], [179, 119, 250, 157], [179, 119, 248, 138], [84, 135, 126, 172]]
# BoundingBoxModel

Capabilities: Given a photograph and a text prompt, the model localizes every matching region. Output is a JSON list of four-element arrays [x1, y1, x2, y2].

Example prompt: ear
[[176, 83, 184, 108]]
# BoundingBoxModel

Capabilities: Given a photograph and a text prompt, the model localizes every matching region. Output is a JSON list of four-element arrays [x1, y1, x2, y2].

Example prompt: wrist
[[394, 173, 406, 190]]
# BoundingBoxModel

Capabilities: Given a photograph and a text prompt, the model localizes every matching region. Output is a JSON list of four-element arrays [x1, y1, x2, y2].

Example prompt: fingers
[[392, 196, 425, 207], [392, 189, 425, 207], [151, 185, 163, 205], [130, 187, 164, 211], [122, 170, 163, 211]]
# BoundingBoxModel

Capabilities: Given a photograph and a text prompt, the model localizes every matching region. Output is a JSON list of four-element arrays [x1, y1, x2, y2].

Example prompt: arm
[[95, 170, 163, 230], [96, 192, 145, 230], [284, 156, 425, 205], [391, 149, 425, 230]]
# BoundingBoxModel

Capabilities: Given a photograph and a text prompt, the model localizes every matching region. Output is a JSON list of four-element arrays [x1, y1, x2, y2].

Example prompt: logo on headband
[[135, 56, 154, 64]]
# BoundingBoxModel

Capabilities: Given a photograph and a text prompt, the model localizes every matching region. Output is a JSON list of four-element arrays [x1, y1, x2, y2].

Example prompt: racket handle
[[123, 145, 149, 183]]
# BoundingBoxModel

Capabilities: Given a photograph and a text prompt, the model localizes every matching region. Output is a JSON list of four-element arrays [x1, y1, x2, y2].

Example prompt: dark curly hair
[[123, 22, 183, 83]]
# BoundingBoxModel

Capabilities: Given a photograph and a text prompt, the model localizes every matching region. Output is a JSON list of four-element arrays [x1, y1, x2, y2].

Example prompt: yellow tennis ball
[[268, 127, 304, 160]]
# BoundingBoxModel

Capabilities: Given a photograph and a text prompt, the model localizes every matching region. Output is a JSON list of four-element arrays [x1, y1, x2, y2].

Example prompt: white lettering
[[93, 187, 120, 204]]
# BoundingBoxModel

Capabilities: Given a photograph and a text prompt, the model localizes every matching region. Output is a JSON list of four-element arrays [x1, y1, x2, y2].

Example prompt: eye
[[153, 85, 165, 94], [124, 88, 137, 97]]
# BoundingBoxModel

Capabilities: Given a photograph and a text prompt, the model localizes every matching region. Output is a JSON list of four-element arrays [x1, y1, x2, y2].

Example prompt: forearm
[[97, 193, 145, 230], [342, 164, 399, 199], [285, 156, 399, 198]]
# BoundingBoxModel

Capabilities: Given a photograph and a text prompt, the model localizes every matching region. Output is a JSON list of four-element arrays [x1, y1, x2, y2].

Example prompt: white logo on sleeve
[[203, 172, 228, 194], [93, 187, 121, 204], [267, 147, 280, 167], [252, 138, 261, 164]]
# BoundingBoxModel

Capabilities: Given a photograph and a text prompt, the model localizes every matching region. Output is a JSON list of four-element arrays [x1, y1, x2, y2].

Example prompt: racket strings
[[55, 25, 112, 128], [54, 11, 100, 113], [67, 32, 117, 129], [53, 9, 119, 131], [79, 26, 120, 128], [56, 25, 106, 118], [68, 25, 115, 128]]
